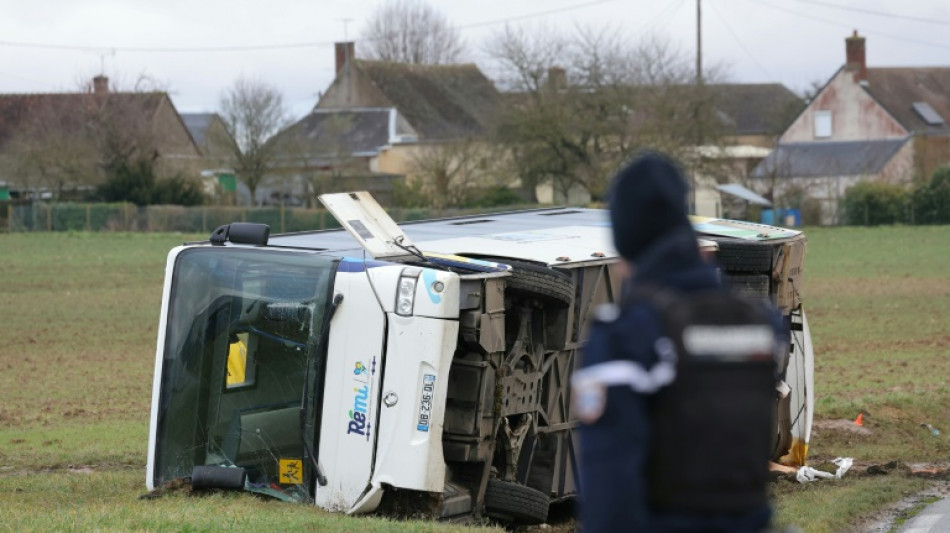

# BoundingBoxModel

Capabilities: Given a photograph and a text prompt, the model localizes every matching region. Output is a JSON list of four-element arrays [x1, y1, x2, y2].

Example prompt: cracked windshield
[[154, 247, 337, 502]]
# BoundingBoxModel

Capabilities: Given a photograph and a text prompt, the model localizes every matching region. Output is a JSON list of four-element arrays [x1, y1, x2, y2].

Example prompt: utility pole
[[696, 0, 702, 84], [690, 0, 703, 215]]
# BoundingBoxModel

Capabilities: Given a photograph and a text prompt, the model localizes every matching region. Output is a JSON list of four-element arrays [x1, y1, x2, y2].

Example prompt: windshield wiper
[[302, 293, 344, 488]]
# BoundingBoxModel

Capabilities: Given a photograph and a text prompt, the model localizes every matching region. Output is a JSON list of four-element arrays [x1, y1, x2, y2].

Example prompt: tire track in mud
[[856, 479, 950, 533], [0, 463, 142, 477]]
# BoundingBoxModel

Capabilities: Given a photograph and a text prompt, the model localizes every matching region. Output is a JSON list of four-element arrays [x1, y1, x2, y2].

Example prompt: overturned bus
[[146, 192, 812, 523]]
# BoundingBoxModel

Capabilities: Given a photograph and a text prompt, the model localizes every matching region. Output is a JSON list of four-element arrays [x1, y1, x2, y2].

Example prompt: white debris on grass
[[796, 457, 854, 483]]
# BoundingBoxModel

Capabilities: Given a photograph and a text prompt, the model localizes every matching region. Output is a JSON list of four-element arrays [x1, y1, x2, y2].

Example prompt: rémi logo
[[346, 358, 376, 440], [347, 384, 370, 436]]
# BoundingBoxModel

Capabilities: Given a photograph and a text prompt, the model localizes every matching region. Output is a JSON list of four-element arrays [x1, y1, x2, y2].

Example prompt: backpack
[[635, 287, 779, 514]]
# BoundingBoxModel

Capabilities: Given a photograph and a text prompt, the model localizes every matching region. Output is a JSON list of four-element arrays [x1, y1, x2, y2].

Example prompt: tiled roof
[[751, 139, 908, 178], [710, 83, 804, 135], [355, 61, 500, 139], [0, 92, 165, 149], [180, 113, 217, 146], [274, 108, 391, 162], [864, 68, 950, 134], [499, 82, 801, 139]]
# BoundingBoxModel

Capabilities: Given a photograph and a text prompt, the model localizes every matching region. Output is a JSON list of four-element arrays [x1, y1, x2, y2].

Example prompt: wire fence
[[0, 201, 544, 234]]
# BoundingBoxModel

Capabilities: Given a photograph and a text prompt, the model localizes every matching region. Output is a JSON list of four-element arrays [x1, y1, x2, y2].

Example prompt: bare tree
[[6, 98, 99, 200], [487, 25, 729, 201], [275, 113, 363, 207], [360, 0, 465, 64], [219, 76, 290, 205], [409, 139, 506, 209]]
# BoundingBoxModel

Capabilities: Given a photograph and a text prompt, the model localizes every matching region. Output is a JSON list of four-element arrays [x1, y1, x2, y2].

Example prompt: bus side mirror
[[210, 223, 270, 246]]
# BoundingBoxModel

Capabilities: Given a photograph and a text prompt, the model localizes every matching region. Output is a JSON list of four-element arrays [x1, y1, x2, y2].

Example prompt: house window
[[814, 110, 832, 138]]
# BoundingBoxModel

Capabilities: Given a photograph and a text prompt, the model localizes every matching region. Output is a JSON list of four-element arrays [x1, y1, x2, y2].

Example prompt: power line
[[788, 0, 950, 27], [707, 0, 775, 79], [0, 0, 624, 54], [457, 0, 623, 30], [635, 0, 688, 36], [746, 0, 950, 52], [0, 38, 335, 54]]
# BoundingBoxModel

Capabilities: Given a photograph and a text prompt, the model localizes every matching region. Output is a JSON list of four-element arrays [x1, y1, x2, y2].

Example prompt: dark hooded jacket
[[577, 153, 772, 533]]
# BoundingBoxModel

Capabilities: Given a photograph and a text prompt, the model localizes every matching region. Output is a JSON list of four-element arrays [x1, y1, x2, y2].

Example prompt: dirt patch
[[813, 418, 874, 436], [0, 463, 142, 478], [907, 462, 950, 479]]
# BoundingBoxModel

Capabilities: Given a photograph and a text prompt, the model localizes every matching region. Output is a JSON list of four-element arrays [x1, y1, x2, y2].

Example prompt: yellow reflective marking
[[279, 459, 303, 484], [779, 439, 809, 467]]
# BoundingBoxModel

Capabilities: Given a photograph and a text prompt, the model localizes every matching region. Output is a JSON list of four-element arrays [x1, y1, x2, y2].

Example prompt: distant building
[[0, 76, 203, 200], [712, 83, 804, 148], [181, 113, 244, 204], [272, 43, 803, 211], [268, 42, 502, 206], [753, 31, 950, 224], [180, 112, 237, 165], [695, 83, 802, 218]]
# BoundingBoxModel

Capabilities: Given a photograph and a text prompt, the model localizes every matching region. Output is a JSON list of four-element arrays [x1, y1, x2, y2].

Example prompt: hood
[[609, 152, 692, 262]]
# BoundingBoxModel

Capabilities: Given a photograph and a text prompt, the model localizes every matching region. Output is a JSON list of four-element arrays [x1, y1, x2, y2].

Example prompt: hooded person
[[608, 151, 711, 289], [573, 152, 776, 533]]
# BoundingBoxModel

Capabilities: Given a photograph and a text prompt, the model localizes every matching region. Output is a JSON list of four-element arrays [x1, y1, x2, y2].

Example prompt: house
[[181, 113, 243, 203], [266, 107, 406, 206], [180, 112, 237, 165], [695, 83, 802, 218], [712, 83, 804, 149], [499, 67, 801, 210], [0, 76, 203, 201], [268, 42, 502, 207], [702, 83, 803, 186], [274, 43, 801, 211], [316, 42, 499, 151], [752, 31, 950, 224]]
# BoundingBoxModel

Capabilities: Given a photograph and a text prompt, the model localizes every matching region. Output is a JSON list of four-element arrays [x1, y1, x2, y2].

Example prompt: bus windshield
[[153, 247, 338, 502]]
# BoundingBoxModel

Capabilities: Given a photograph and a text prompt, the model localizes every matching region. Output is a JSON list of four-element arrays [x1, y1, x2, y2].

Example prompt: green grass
[[1, 421, 147, 472], [769, 225, 950, 531], [771, 475, 930, 533], [802, 226, 950, 464], [0, 233, 186, 440], [0, 470, 499, 532], [1, 226, 949, 531]]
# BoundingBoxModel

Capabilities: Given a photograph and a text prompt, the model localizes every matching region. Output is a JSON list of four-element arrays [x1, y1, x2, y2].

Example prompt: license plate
[[417, 374, 436, 432]]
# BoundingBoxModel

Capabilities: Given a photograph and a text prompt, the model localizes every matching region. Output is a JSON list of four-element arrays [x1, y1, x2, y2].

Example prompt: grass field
[[1, 226, 948, 531]]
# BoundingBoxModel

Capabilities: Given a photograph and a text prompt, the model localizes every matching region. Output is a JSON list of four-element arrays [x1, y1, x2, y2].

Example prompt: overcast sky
[[1, 0, 948, 119]]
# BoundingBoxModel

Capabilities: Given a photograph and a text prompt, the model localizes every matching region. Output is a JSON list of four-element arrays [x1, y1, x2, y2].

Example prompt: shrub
[[391, 180, 429, 209], [841, 181, 908, 226], [96, 159, 205, 206], [911, 166, 950, 224], [153, 175, 205, 206]]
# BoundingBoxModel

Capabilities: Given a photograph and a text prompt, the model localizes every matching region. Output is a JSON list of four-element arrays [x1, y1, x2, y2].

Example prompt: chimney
[[335, 42, 355, 76], [845, 30, 867, 82], [92, 75, 109, 95]]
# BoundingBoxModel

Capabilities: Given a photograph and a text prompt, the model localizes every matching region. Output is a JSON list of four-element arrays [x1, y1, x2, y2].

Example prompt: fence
[[0, 202, 543, 234]]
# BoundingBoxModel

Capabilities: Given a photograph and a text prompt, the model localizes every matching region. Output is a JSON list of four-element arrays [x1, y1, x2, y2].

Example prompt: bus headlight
[[396, 267, 421, 316]]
